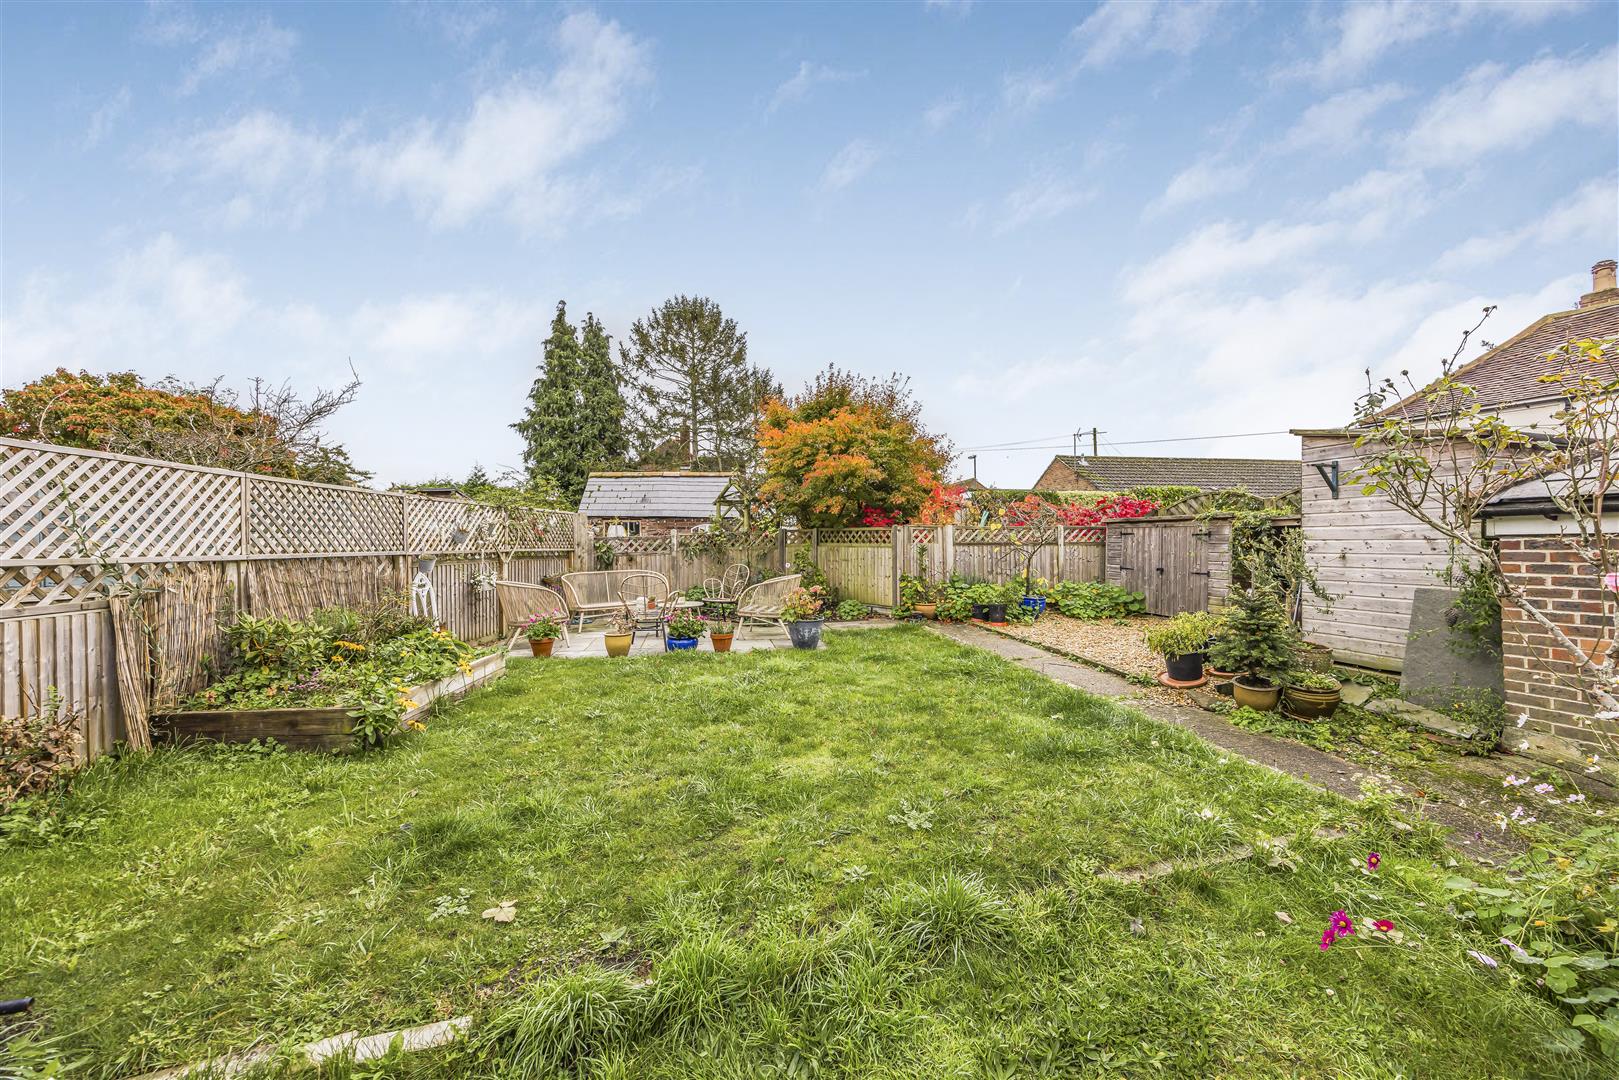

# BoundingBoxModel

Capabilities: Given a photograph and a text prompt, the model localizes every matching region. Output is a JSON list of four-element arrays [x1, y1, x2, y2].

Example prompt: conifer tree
[[512, 303, 590, 503]]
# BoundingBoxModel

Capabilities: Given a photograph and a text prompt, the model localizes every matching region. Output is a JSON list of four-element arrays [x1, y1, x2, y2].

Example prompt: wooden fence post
[[941, 524, 955, 579], [775, 528, 788, 571], [1055, 525, 1066, 581], [890, 525, 904, 609], [810, 527, 819, 567]]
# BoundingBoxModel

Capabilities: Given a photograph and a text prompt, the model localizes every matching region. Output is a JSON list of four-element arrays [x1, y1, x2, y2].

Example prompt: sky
[[2, 0, 1616, 489]]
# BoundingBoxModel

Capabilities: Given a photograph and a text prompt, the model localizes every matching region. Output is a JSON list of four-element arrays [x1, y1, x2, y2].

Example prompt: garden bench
[[560, 569, 671, 630], [493, 580, 571, 650], [734, 573, 801, 638]]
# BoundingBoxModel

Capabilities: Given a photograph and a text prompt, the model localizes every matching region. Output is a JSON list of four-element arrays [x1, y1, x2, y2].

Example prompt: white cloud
[[951, 357, 1100, 404], [1122, 220, 1339, 305], [995, 172, 1096, 234], [1146, 157, 1252, 216], [1438, 175, 1619, 270], [1003, 0, 1226, 110], [83, 86, 132, 149], [819, 139, 881, 191], [1287, 0, 1588, 83], [1317, 168, 1431, 239], [1281, 83, 1408, 153], [141, 5, 298, 96], [1400, 48, 1617, 167], [923, 94, 964, 132], [923, 0, 975, 17], [1072, 0, 1225, 68], [152, 110, 340, 226], [769, 61, 864, 113]]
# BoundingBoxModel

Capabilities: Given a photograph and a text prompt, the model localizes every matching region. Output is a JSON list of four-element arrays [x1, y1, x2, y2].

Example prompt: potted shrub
[[1206, 585, 1298, 712], [665, 609, 707, 651], [782, 585, 827, 649], [1144, 610, 1218, 683], [1284, 670, 1342, 720], [520, 614, 562, 658], [964, 582, 1004, 623], [901, 576, 936, 620], [709, 614, 737, 652], [604, 605, 636, 658]]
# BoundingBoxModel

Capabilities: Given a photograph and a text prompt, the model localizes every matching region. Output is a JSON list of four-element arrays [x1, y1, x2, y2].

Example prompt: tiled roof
[[1048, 455, 1300, 497], [578, 472, 732, 519], [1384, 294, 1619, 414]]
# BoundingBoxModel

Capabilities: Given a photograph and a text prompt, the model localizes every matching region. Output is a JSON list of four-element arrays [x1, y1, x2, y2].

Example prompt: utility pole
[[1073, 428, 1102, 457], [968, 453, 978, 481]]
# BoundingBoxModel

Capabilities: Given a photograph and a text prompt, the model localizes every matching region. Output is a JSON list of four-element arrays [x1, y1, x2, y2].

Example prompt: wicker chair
[[617, 572, 673, 641], [494, 580, 571, 651], [561, 570, 671, 630], [734, 573, 802, 639], [720, 562, 752, 599]]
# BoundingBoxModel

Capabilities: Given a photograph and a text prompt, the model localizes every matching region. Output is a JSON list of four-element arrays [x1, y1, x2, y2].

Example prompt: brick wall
[[1497, 535, 1616, 762], [591, 516, 709, 538]]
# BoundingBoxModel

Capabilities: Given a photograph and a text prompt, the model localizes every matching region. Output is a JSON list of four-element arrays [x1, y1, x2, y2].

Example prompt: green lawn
[[0, 628, 1594, 1077]]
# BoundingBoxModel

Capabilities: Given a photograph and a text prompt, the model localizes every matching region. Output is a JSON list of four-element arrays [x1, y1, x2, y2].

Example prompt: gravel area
[[998, 613, 1202, 707]]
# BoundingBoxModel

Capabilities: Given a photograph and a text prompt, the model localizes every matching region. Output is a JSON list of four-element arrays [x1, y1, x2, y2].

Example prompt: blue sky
[[3, 1, 1615, 488]]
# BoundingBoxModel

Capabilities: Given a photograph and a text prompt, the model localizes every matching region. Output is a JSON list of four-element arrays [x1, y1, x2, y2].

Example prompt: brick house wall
[[1497, 535, 1616, 763], [591, 516, 710, 538], [1033, 459, 1090, 491]]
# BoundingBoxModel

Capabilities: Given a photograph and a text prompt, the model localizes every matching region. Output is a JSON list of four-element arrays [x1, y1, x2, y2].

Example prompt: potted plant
[[901, 576, 936, 620], [709, 614, 737, 652], [782, 585, 827, 649], [1206, 585, 1298, 712], [1144, 610, 1218, 683], [1284, 670, 1342, 720], [665, 609, 707, 651], [604, 605, 636, 658], [964, 582, 1004, 623], [1019, 577, 1049, 619], [520, 614, 562, 658]]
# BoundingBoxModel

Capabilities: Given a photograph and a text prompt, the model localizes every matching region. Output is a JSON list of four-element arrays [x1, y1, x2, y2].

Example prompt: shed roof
[[577, 472, 732, 519], [1046, 455, 1301, 498]]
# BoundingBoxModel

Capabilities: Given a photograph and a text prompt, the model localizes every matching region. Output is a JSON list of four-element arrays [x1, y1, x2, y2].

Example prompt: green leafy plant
[[789, 547, 839, 606], [707, 614, 737, 636], [1288, 670, 1341, 691], [1206, 586, 1298, 687], [898, 574, 932, 613], [594, 538, 617, 570], [1144, 611, 1219, 657], [521, 615, 563, 642], [1445, 827, 1619, 1058], [834, 599, 871, 621], [782, 585, 827, 622], [683, 584, 709, 601], [1045, 581, 1146, 620], [664, 610, 707, 640]]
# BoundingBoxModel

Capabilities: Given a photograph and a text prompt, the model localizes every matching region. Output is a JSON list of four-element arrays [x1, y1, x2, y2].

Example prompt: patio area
[[516, 619, 887, 658]]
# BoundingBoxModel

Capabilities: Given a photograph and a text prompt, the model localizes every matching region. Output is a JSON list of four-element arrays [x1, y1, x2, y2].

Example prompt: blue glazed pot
[[666, 636, 699, 651], [786, 619, 824, 650], [1020, 595, 1047, 617]]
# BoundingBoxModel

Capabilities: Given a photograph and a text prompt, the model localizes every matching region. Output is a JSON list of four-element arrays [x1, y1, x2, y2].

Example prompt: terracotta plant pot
[[914, 603, 937, 620], [1164, 651, 1206, 683], [711, 633, 734, 652], [528, 638, 555, 658], [1232, 677, 1281, 712], [1284, 685, 1341, 720], [604, 632, 634, 658]]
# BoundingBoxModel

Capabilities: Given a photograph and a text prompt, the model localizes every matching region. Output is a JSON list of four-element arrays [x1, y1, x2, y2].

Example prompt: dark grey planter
[[786, 619, 824, 650]]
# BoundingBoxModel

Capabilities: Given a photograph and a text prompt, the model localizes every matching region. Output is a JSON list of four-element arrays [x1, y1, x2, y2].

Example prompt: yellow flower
[[335, 640, 367, 652]]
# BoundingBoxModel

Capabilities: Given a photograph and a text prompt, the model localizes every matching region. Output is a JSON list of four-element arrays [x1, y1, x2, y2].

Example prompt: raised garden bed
[[152, 652, 507, 752]]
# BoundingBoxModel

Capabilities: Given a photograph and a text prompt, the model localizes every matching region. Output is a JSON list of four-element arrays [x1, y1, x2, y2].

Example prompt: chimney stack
[[1579, 259, 1618, 308]]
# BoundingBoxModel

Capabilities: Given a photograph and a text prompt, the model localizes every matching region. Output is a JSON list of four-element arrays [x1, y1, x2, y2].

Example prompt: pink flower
[[1320, 927, 1336, 950], [1468, 949, 1499, 969], [1366, 852, 1380, 871], [1331, 910, 1355, 937], [1373, 919, 1395, 933]]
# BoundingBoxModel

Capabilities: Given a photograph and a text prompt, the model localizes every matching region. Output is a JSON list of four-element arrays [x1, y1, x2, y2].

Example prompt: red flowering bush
[[860, 506, 901, 527], [1002, 494, 1159, 528]]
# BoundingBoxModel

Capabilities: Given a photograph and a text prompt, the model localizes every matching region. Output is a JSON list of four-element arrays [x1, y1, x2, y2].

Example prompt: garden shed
[[1291, 259, 1619, 672], [1103, 507, 1300, 618], [577, 471, 735, 536]]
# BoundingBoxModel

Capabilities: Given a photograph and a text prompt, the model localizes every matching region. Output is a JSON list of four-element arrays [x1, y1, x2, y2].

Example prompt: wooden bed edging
[[151, 651, 507, 751]]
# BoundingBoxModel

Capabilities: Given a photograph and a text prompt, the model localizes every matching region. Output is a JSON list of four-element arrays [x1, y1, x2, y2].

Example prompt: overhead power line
[[958, 429, 1293, 453]]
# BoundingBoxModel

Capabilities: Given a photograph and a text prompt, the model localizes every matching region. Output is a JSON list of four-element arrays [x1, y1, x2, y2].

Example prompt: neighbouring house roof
[[1043, 455, 1301, 498], [578, 472, 733, 519], [1381, 285, 1619, 417]]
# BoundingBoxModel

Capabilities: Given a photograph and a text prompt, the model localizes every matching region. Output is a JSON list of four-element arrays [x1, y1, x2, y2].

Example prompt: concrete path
[[927, 622, 1520, 858]]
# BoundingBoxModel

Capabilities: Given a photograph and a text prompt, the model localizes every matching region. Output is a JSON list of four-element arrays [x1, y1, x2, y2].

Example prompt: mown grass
[[0, 627, 1596, 1077]]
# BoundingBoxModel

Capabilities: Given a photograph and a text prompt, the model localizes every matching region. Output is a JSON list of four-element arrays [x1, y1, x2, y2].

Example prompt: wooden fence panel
[[1, 605, 121, 761], [818, 541, 895, 606]]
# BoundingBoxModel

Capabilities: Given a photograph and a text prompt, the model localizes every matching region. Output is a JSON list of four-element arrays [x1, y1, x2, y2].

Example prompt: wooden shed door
[[1119, 523, 1209, 616]]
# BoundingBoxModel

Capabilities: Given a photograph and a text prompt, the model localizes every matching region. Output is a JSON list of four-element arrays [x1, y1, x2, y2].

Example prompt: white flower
[[1566, 793, 1587, 803], [1533, 783, 1555, 795], [1503, 775, 1528, 787], [1515, 713, 1528, 728], [1517, 740, 1530, 751], [1468, 950, 1499, 969], [1197, 807, 1216, 820]]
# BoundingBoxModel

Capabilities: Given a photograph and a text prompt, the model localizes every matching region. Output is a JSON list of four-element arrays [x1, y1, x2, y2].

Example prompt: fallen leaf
[[1274, 911, 1293, 925], [482, 901, 517, 924]]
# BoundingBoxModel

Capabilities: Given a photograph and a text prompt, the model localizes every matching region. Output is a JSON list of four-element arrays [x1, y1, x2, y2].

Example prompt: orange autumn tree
[[757, 367, 953, 527]]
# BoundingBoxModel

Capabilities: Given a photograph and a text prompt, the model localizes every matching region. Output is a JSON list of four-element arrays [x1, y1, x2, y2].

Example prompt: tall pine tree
[[511, 302, 627, 504], [618, 295, 779, 470]]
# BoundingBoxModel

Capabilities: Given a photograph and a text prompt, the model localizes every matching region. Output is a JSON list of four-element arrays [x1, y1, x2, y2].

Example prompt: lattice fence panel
[[603, 536, 673, 557], [815, 528, 892, 545], [406, 495, 509, 554], [2, 442, 243, 562], [499, 508, 576, 552], [249, 480, 406, 555], [1063, 526, 1104, 543]]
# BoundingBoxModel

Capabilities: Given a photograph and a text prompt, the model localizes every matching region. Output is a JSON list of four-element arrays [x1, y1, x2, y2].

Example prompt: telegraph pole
[[968, 453, 977, 481], [1074, 428, 1102, 457]]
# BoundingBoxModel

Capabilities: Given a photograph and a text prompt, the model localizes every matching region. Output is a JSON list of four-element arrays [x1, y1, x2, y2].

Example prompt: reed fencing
[[1, 437, 590, 763]]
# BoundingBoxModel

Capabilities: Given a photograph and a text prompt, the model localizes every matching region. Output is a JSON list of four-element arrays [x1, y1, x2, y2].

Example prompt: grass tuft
[[882, 872, 1015, 965], [477, 967, 650, 1075]]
